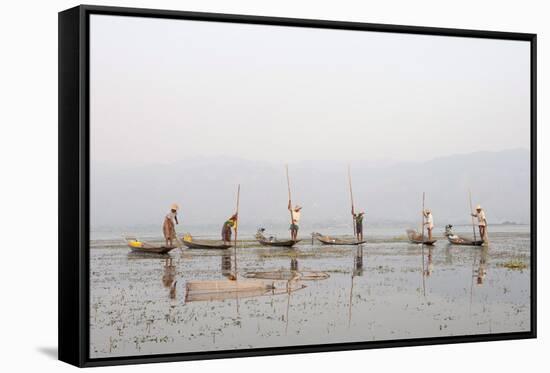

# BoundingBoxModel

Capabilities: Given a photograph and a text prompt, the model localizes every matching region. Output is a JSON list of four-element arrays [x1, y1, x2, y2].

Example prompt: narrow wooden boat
[[446, 236, 484, 246], [406, 229, 437, 246], [312, 232, 366, 246], [444, 225, 484, 246], [257, 238, 301, 247], [181, 235, 231, 250], [255, 229, 301, 247], [124, 236, 175, 254]]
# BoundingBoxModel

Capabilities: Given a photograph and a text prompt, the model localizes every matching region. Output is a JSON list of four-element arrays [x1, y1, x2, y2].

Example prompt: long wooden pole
[[348, 165, 356, 238], [233, 184, 240, 279], [421, 192, 426, 241], [286, 165, 293, 238], [468, 189, 477, 241], [421, 192, 426, 297]]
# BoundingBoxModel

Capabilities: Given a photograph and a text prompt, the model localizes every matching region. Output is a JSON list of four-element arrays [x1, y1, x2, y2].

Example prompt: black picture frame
[[59, 4, 537, 368]]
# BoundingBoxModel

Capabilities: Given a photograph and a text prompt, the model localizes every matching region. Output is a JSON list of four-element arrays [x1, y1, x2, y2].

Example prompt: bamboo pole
[[348, 164, 357, 239], [469, 189, 477, 241], [421, 192, 426, 297], [421, 192, 426, 241], [233, 184, 240, 280], [286, 165, 293, 239]]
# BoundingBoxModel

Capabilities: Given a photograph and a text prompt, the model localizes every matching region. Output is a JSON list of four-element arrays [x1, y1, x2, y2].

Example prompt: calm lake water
[[89, 225, 531, 358]]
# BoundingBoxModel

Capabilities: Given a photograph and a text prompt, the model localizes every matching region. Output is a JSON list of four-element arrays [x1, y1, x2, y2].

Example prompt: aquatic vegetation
[[498, 259, 528, 270]]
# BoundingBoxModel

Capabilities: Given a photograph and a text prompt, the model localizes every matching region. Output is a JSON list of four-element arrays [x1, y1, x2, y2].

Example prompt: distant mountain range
[[91, 148, 530, 231]]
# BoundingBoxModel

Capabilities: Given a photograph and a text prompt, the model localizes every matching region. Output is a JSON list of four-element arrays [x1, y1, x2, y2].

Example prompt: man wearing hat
[[288, 202, 302, 241], [471, 205, 487, 241], [423, 209, 434, 241], [163, 203, 180, 248], [352, 210, 365, 242]]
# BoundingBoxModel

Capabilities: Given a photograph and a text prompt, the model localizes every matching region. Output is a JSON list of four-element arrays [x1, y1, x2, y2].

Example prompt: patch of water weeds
[[498, 259, 528, 270]]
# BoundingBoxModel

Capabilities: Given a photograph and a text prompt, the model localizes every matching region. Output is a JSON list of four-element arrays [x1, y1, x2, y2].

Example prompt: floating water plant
[[499, 260, 528, 270]]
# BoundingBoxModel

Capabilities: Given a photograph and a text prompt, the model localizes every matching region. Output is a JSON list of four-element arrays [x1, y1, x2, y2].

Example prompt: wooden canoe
[[182, 236, 231, 250], [444, 225, 484, 246], [124, 237, 175, 254], [313, 233, 366, 246], [409, 238, 437, 245], [446, 236, 484, 246], [405, 229, 437, 246], [257, 238, 301, 247], [255, 229, 300, 247]]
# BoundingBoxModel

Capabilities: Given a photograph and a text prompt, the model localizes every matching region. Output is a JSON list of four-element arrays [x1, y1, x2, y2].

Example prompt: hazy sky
[[90, 15, 530, 165]]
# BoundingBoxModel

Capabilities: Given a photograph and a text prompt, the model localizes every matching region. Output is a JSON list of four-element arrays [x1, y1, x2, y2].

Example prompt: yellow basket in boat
[[128, 240, 143, 248]]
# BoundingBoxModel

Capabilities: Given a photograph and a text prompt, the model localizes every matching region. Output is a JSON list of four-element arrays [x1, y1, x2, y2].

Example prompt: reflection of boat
[[124, 236, 175, 254], [181, 234, 231, 250], [256, 228, 300, 247], [406, 229, 437, 245], [444, 225, 484, 246], [244, 270, 329, 281], [312, 232, 366, 246], [184, 279, 306, 302]]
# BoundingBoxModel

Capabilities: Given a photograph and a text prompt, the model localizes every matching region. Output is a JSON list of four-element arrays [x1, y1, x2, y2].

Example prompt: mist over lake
[[91, 148, 529, 233]]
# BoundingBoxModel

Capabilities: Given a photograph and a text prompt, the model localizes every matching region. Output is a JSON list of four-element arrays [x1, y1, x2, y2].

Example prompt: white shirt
[[426, 214, 434, 229], [291, 209, 301, 224], [166, 211, 177, 224], [474, 210, 486, 226]]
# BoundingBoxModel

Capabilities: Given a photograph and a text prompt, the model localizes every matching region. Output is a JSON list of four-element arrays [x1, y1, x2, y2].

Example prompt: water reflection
[[425, 247, 434, 277], [444, 244, 453, 265], [290, 256, 298, 271], [161, 258, 178, 300], [353, 246, 364, 277], [162, 258, 176, 288], [349, 244, 365, 327], [221, 253, 233, 279], [476, 247, 489, 286]]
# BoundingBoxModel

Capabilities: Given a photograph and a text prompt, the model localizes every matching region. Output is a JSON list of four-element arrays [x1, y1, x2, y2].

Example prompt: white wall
[[0, 0, 546, 372]]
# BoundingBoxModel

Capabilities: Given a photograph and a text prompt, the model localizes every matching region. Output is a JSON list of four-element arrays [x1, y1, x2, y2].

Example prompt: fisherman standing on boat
[[423, 209, 434, 241], [352, 211, 365, 242], [288, 202, 302, 241], [163, 204, 179, 248], [471, 205, 488, 241], [222, 213, 238, 244]]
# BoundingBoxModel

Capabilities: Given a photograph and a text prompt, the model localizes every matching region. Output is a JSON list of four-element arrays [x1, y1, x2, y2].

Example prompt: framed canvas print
[[58, 5, 537, 367]]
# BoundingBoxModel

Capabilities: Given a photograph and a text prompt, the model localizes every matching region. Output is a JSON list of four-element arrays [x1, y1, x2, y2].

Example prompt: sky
[[89, 14, 530, 166]]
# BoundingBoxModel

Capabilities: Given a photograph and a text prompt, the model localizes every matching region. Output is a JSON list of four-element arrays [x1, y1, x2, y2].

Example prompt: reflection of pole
[[421, 192, 426, 297], [285, 280, 291, 335], [469, 251, 477, 315], [348, 273, 355, 328]]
